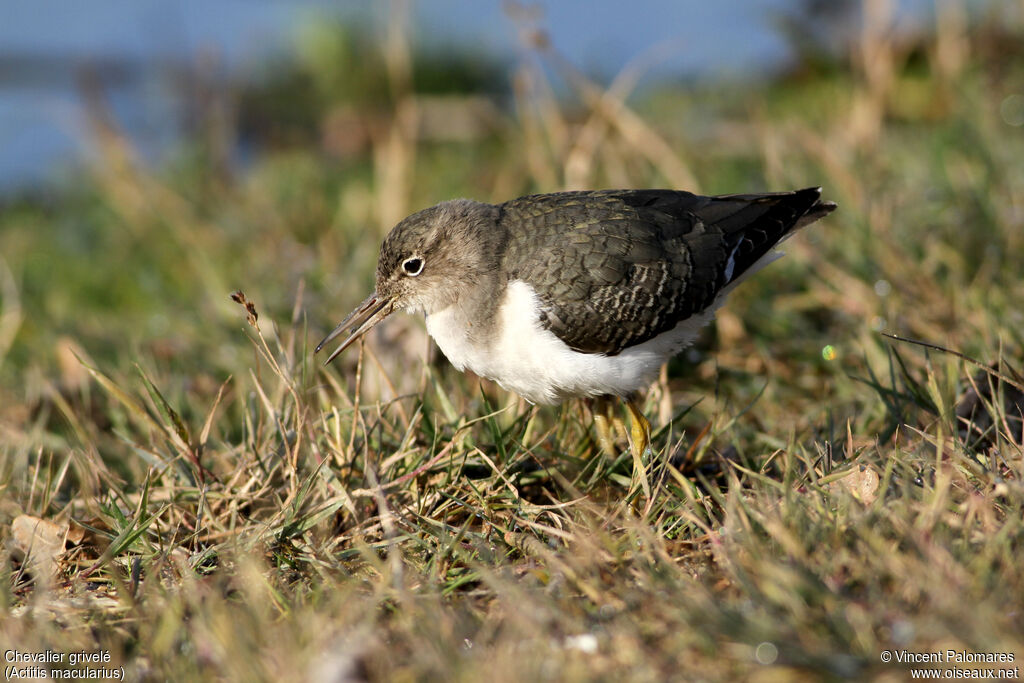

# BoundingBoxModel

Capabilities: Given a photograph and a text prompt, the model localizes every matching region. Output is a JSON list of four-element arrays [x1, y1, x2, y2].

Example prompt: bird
[[317, 187, 836, 460]]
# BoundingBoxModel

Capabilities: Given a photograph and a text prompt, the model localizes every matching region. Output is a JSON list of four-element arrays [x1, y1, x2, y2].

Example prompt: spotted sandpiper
[[317, 188, 835, 457]]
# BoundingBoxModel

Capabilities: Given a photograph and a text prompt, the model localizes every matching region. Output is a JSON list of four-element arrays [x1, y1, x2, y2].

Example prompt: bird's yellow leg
[[591, 396, 619, 457], [610, 406, 629, 445], [625, 398, 652, 457], [625, 397, 652, 501]]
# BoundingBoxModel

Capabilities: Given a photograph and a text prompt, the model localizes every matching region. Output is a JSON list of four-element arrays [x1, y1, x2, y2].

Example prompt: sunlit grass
[[1, 5, 1023, 681]]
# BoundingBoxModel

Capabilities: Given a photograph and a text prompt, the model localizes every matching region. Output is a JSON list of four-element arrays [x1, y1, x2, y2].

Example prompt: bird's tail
[[794, 189, 838, 230]]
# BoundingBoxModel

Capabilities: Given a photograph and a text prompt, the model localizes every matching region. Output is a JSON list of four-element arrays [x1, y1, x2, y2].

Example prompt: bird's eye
[[402, 257, 424, 276]]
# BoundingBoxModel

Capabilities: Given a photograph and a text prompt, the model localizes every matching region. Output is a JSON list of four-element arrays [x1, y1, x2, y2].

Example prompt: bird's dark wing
[[498, 188, 834, 355]]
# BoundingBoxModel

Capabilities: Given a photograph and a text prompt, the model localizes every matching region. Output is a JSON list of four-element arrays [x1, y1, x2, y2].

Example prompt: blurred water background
[[1, 0, 945, 195]]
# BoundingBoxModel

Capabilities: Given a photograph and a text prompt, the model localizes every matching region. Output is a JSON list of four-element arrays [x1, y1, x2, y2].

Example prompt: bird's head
[[316, 199, 500, 365]]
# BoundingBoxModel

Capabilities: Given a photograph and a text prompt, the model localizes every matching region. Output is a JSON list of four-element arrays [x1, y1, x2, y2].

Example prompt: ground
[[1, 7, 1022, 682]]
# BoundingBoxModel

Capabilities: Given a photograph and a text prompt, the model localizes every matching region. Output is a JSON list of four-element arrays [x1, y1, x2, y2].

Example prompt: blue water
[[0, 0, 938, 194]]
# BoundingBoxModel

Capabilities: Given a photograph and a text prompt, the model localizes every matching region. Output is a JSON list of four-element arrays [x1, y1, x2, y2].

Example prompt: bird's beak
[[315, 292, 396, 365]]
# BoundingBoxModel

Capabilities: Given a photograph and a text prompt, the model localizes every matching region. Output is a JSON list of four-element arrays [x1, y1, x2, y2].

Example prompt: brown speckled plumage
[[318, 186, 835, 456], [498, 188, 833, 355], [318, 187, 835, 402]]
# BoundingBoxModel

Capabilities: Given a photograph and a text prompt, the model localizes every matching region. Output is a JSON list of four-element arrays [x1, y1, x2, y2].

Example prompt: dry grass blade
[[199, 376, 233, 449], [2, 9, 1024, 681], [77, 357, 169, 442], [0, 255, 23, 371], [136, 364, 193, 456]]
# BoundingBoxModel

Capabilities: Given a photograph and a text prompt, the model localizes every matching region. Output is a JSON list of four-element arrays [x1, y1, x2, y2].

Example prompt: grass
[[2, 4, 1023, 681]]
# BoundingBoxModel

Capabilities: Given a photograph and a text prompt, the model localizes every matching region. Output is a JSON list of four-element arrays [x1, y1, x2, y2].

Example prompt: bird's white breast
[[425, 279, 720, 405]]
